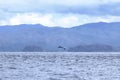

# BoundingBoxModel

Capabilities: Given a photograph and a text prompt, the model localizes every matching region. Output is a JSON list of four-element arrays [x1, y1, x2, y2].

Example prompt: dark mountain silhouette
[[22, 45, 43, 52], [0, 22, 120, 51], [68, 44, 114, 52]]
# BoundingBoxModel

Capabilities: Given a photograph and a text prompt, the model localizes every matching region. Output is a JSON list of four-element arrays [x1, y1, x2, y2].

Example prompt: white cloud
[[1, 0, 120, 28], [0, 13, 55, 26], [1, 13, 120, 28]]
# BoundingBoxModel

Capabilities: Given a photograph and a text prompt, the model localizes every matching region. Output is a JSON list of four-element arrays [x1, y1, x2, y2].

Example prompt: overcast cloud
[[0, 0, 120, 27]]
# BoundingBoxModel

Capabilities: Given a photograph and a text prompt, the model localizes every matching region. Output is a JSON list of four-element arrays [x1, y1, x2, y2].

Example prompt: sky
[[0, 0, 120, 27]]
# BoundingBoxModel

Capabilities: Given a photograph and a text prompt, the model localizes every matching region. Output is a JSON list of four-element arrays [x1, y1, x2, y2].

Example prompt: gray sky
[[0, 0, 120, 27]]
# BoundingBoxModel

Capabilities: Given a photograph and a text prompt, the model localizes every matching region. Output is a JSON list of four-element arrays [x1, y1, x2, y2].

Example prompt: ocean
[[0, 52, 120, 80]]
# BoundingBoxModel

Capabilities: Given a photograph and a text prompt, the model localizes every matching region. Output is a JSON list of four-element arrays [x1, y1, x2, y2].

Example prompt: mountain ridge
[[0, 22, 120, 52]]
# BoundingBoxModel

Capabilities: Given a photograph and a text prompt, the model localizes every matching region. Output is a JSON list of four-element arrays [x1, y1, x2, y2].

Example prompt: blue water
[[0, 52, 120, 80]]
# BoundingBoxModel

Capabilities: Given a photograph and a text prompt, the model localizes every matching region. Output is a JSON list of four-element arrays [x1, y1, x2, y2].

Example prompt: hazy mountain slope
[[68, 44, 114, 52], [0, 22, 120, 51]]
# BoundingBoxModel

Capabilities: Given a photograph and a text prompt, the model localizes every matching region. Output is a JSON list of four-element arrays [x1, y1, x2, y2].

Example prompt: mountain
[[0, 22, 120, 52], [68, 44, 114, 52]]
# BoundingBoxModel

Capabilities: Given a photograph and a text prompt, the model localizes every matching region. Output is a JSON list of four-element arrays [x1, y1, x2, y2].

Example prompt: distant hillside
[[68, 44, 114, 52], [0, 22, 120, 52]]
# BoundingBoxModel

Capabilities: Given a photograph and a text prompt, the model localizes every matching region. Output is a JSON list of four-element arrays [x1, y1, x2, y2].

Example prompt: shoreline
[[0, 52, 120, 56]]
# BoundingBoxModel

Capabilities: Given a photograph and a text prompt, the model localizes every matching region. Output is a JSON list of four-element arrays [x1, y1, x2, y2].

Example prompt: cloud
[[0, 0, 120, 6], [1, 0, 120, 27], [1, 0, 120, 15], [0, 13, 55, 26], [1, 13, 120, 27]]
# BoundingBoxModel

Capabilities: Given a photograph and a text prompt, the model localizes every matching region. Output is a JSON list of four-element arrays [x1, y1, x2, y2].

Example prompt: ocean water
[[0, 52, 120, 80]]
